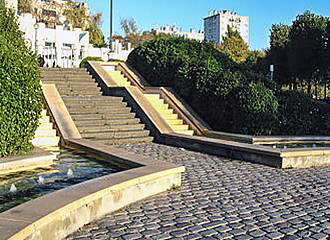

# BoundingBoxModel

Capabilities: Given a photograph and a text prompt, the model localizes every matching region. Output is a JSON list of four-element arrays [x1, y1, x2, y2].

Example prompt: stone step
[[71, 112, 136, 121], [158, 109, 174, 115], [37, 122, 54, 130], [41, 74, 92, 79], [63, 98, 123, 105], [170, 124, 190, 131], [40, 70, 88, 75], [69, 107, 131, 115], [57, 87, 101, 94], [65, 102, 128, 110], [73, 118, 140, 127], [40, 74, 92, 80], [69, 82, 99, 87], [40, 68, 87, 72], [95, 136, 153, 145], [162, 114, 179, 120], [41, 80, 97, 86], [166, 119, 184, 125], [34, 129, 57, 137], [175, 130, 195, 136], [78, 124, 145, 133], [81, 129, 150, 139], [62, 96, 123, 101], [57, 90, 101, 97], [41, 109, 47, 116], [32, 136, 60, 147], [39, 115, 51, 123]]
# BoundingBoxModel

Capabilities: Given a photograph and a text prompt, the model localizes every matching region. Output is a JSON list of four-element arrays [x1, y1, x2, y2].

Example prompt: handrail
[[87, 61, 117, 86], [117, 62, 146, 92]]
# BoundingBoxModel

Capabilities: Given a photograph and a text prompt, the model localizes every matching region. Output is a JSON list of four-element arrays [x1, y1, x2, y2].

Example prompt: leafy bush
[[79, 56, 103, 68], [232, 82, 278, 135], [276, 91, 330, 135], [0, 6, 42, 157], [128, 37, 237, 98]]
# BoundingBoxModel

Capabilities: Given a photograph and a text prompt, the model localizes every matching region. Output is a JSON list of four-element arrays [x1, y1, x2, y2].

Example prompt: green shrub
[[127, 37, 237, 98], [0, 6, 42, 157], [79, 56, 103, 68], [232, 82, 278, 135], [276, 91, 330, 135]]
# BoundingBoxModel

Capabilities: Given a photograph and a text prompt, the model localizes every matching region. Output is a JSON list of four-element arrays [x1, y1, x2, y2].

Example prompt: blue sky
[[89, 0, 330, 50]]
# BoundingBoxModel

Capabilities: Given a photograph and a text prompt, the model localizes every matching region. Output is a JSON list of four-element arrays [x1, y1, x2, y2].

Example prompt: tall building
[[204, 10, 249, 46], [152, 25, 204, 42]]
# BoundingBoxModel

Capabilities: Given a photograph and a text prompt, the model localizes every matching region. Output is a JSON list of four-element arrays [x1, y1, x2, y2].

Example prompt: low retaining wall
[[0, 148, 56, 175], [160, 133, 330, 169]]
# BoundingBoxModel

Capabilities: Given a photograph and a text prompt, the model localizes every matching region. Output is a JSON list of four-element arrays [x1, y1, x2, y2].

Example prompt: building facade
[[152, 25, 204, 42], [4, 0, 132, 67], [204, 10, 249, 46]]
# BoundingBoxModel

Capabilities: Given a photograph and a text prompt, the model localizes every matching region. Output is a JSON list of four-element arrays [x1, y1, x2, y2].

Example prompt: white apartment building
[[204, 10, 249, 46], [152, 25, 204, 42]]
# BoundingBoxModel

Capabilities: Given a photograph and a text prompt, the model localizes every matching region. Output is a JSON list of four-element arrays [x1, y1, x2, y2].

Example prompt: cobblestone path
[[67, 143, 330, 240]]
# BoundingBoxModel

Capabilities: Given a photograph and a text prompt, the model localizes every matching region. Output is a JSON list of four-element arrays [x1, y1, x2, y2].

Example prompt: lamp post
[[270, 64, 274, 82], [109, 0, 113, 50], [33, 22, 39, 54]]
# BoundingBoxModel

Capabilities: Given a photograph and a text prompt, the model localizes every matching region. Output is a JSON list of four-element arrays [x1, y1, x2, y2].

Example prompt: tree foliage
[[288, 11, 328, 88], [268, 24, 292, 87], [64, 2, 106, 48], [267, 11, 330, 94], [217, 26, 249, 63], [120, 18, 155, 48], [0, 5, 42, 157], [18, 0, 32, 14]]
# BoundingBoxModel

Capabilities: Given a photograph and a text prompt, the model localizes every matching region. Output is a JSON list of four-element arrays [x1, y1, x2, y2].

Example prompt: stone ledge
[[0, 148, 56, 175], [160, 133, 330, 169]]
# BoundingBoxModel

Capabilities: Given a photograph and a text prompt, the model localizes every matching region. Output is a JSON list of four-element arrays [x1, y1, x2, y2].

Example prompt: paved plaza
[[68, 143, 330, 240]]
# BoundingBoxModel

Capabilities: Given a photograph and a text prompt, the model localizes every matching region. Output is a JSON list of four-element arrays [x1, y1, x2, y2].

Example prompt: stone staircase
[[32, 109, 60, 148], [144, 94, 194, 136], [107, 68, 195, 136], [40, 68, 153, 144]]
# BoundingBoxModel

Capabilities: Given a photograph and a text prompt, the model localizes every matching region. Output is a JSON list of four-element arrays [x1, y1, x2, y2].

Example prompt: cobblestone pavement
[[67, 143, 330, 240]]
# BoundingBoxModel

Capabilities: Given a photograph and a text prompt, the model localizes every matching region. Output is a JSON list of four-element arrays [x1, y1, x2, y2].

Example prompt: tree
[[88, 13, 106, 48], [63, 2, 89, 29], [120, 18, 156, 48], [18, 0, 32, 14], [121, 18, 141, 47], [288, 11, 329, 94], [217, 26, 249, 63], [267, 24, 292, 88], [64, 2, 105, 48]]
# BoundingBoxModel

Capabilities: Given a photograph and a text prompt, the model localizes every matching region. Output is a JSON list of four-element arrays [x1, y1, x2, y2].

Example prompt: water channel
[[0, 147, 129, 213]]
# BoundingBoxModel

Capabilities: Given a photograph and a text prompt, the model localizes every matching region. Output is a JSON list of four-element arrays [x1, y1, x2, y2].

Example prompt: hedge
[[276, 91, 330, 135], [79, 56, 103, 68], [0, 6, 42, 157]]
